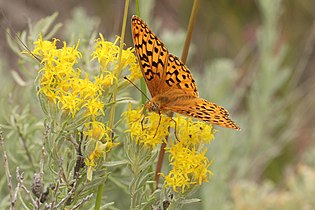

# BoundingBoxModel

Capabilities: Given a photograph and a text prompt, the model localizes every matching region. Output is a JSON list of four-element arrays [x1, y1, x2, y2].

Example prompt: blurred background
[[1, 0, 315, 209]]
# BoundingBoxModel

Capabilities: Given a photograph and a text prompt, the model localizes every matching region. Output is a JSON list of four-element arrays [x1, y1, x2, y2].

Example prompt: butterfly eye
[[152, 103, 160, 113], [146, 101, 159, 113], [145, 101, 153, 111]]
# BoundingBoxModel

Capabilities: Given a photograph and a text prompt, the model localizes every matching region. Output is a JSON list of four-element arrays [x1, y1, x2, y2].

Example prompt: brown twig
[[154, 141, 167, 189], [154, 0, 199, 189], [181, 0, 200, 64], [1, 129, 41, 209], [18, 169, 39, 209], [0, 128, 15, 209], [72, 132, 85, 180], [293, 20, 315, 85], [70, 194, 93, 210], [49, 160, 63, 210], [13, 116, 35, 169], [55, 179, 79, 209]]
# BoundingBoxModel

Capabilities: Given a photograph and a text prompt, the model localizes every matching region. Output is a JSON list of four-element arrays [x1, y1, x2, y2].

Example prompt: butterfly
[[131, 15, 240, 130]]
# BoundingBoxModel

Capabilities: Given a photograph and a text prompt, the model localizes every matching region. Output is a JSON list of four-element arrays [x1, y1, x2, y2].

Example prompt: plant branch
[[154, 0, 199, 189], [181, 0, 200, 63], [0, 128, 15, 210]]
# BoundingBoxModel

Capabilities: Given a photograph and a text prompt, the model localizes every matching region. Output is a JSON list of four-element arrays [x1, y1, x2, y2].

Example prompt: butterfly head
[[145, 101, 160, 113]]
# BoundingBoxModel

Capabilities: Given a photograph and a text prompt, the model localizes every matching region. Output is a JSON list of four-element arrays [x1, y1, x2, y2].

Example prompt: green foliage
[[230, 164, 315, 209], [1, 0, 315, 209], [199, 0, 315, 209]]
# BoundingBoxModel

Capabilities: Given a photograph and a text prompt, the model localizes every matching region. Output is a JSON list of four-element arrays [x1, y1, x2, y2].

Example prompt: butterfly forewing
[[132, 16, 198, 97], [165, 54, 198, 97], [132, 16, 169, 97]]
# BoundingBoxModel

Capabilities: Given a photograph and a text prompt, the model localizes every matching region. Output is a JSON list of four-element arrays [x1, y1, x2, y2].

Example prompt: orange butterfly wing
[[131, 16, 198, 97], [162, 97, 240, 130], [131, 15, 240, 130]]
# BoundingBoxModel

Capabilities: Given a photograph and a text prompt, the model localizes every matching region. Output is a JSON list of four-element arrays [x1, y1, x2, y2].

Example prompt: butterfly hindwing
[[167, 97, 240, 130]]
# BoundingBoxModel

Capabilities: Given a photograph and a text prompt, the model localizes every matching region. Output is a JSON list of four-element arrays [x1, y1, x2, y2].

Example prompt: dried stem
[[70, 194, 93, 210], [71, 132, 84, 180], [181, 0, 200, 64], [18, 168, 38, 209], [293, 20, 315, 84], [154, 141, 167, 189], [154, 0, 199, 188], [55, 179, 78, 209], [50, 160, 63, 210], [0, 129, 16, 210], [13, 116, 34, 169]]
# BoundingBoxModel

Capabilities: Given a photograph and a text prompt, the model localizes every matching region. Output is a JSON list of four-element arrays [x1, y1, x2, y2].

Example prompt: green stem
[[94, 183, 104, 210], [135, 0, 140, 17], [94, 0, 130, 209], [133, 0, 147, 105], [154, 0, 200, 188], [108, 0, 129, 127], [181, 0, 200, 63]]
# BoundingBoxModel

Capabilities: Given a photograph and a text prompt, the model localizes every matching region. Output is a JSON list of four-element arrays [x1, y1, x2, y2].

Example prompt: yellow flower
[[162, 116, 215, 192], [32, 35, 58, 61], [83, 121, 110, 141], [124, 104, 172, 148], [34, 36, 85, 115], [94, 71, 118, 89], [57, 92, 82, 117], [83, 97, 104, 120], [85, 139, 119, 180], [84, 123, 119, 180], [91, 34, 141, 79], [173, 114, 215, 145], [120, 47, 142, 80], [34, 36, 108, 119], [92, 34, 120, 71], [162, 142, 213, 193], [124, 105, 216, 193], [32, 34, 148, 182], [57, 40, 82, 66]]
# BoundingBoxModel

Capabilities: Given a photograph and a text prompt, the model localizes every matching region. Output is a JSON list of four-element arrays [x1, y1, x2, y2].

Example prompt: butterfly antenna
[[0, 9, 42, 63], [123, 76, 151, 102]]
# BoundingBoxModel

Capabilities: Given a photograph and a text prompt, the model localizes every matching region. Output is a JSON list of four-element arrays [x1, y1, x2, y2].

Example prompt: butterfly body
[[146, 88, 195, 112], [132, 15, 240, 130]]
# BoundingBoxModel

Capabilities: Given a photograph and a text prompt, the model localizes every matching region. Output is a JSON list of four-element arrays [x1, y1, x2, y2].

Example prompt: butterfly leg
[[153, 115, 162, 138], [140, 115, 146, 131], [170, 118, 179, 141]]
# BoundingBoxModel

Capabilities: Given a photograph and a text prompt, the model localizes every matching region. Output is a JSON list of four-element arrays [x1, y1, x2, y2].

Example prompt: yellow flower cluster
[[163, 144, 213, 193], [33, 35, 106, 118], [124, 105, 172, 148], [92, 34, 142, 80], [33, 34, 139, 180], [124, 105, 215, 192], [162, 115, 214, 192]]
